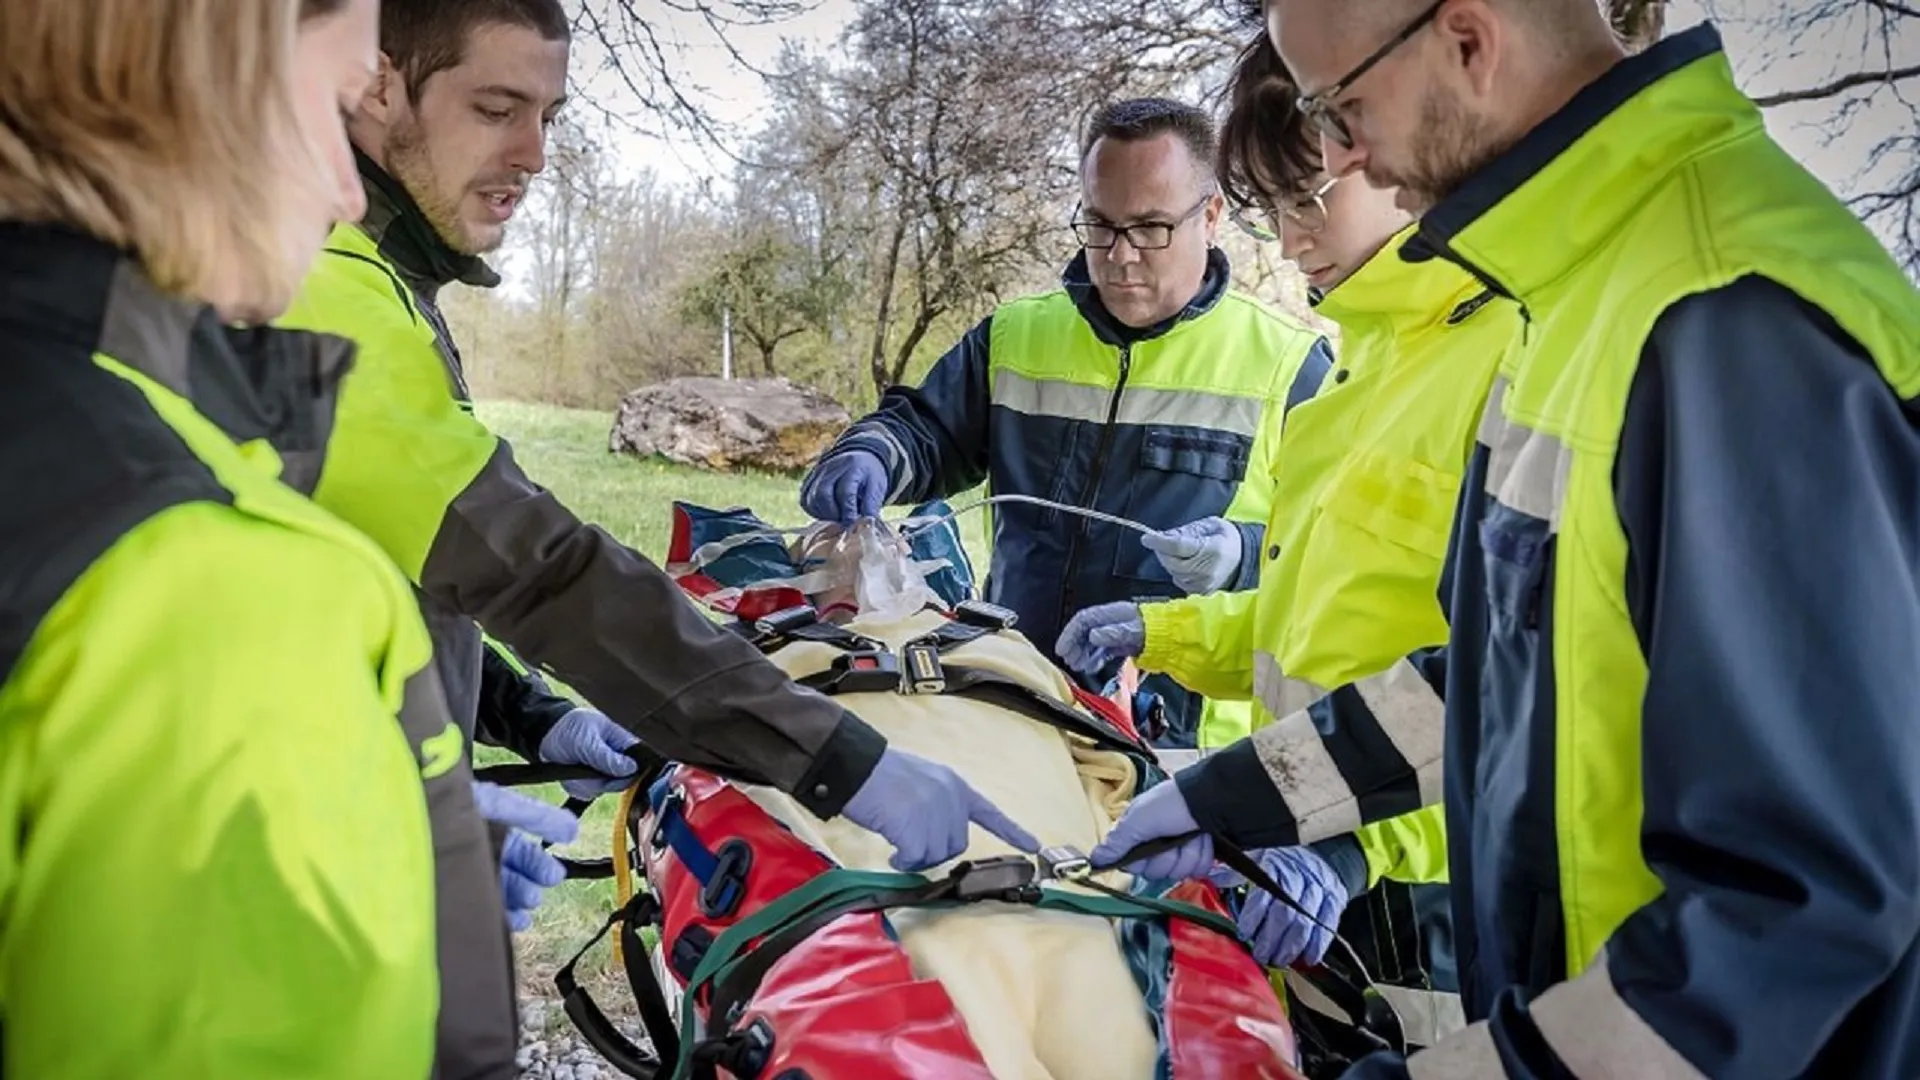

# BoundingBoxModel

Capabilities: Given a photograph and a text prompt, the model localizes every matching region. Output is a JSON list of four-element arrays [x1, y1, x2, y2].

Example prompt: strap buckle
[[826, 649, 903, 694], [1038, 845, 1092, 882], [752, 604, 818, 638], [949, 855, 1039, 902], [901, 641, 946, 694], [954, 598, 1018, 630]]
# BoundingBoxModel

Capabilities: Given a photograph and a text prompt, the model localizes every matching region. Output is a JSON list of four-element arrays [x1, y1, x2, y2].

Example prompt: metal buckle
[[830, 650, 903, 694], [1038, 845, 1092, 882], [948, 855, 1038, 902], [954, 598, 1018, 631], [901, 641, 946, 693], [752, 604, 818, 637]]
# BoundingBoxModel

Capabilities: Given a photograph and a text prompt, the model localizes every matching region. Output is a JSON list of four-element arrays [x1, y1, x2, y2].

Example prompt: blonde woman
[[0, 1, 518, 1076]]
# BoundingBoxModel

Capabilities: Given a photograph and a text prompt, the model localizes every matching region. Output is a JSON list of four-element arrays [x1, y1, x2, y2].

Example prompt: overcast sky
[[567, 0, 1906, 202]]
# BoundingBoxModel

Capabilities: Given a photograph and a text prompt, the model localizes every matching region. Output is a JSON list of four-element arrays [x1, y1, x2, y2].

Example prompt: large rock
[[608, 376, 851, 474]]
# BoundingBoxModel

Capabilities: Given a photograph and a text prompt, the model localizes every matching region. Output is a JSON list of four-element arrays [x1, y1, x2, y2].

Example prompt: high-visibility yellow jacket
[[0, 224, 513, 1077]]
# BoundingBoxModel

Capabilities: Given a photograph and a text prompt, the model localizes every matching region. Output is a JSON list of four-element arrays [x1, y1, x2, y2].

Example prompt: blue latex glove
[[1054, 601, 1145, 677], [1087, 778, 1214, 882], [472, 781, 580, 932], [538, 708, 641, 799], [841, 748, 1041, 871], [1210, 846, 1349, 967], [1140, 516, 1243, 594], [800, 450, 889, 524]]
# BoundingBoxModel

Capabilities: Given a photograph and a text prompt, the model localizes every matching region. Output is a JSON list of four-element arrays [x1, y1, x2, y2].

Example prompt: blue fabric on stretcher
[[673, 500, 976, 608]]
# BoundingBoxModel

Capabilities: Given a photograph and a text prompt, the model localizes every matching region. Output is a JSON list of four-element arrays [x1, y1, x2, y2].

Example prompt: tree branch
[[1753, 62, 1920, 107]]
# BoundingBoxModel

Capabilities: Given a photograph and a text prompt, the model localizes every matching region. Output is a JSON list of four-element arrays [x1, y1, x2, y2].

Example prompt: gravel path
[[516, 995, 655, 1080]]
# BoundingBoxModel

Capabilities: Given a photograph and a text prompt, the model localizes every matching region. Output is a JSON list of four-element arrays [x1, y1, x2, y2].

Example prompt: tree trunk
[[866, 214, 909, 400]]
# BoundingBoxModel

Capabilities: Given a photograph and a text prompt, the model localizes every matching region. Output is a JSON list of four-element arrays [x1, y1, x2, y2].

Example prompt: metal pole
[[722, 305, 734, 380]]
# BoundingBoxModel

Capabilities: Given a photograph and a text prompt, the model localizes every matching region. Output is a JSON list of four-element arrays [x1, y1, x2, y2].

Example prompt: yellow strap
[[610, 781, 643, 966]]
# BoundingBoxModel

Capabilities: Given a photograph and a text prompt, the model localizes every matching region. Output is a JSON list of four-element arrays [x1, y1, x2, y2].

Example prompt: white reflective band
[[1529, 957, 1706, 1079], [1249, 708, 1365, 844], [1477, 376, 1573, 529], [1351, 659, 1447, 806], [1406, 1021, 1506, 1080], [1288, 978, 1466, 1050], [990, 369, 1266, 438], [1253, 652, 1329, 719]]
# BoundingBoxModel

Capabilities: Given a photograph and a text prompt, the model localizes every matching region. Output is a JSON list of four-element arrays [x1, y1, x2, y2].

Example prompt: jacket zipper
[[1059, 343, 1133, 620]]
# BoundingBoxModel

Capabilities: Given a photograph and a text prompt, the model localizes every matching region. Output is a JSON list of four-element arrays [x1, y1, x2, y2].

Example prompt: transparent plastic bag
[[791, 519, 946, 621]]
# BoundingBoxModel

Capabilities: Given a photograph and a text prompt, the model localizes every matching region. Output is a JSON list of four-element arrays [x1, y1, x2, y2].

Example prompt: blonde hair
[[0, 0, 340, 303]]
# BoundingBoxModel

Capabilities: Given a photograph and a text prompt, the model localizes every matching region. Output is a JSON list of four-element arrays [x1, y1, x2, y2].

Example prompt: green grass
[[472, 399, 987, 1009]]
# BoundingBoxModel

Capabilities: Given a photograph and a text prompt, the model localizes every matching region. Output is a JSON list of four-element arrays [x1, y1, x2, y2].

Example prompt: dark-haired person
[[801, 97, 1333, 750], [1064, 35, 1509, 1062], [0, 0, 508, 1075], [277, 0, 1038, 948], [1099, 1, 1920, 1075]]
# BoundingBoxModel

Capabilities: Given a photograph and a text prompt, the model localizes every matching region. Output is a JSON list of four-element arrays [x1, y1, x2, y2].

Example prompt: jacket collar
[[0, 222, 353, 494], [1061, 245, 1232, 348], [354, 146, 501, 297], [1314, 224, 1492, 342], [1400, 23, 1731, 306]]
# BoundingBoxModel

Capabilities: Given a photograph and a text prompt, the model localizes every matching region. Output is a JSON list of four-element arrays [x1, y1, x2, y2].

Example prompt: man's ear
[[1202, 190, 1225, 245], [357, 52, 406, 125]]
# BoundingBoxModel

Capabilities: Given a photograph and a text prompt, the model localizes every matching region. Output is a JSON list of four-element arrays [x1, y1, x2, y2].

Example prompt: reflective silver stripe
[[1252, 651, 1329, 719], [1290, 978, 1467, 1049], [990, 369, 1265, 437], [1248, 709, 1365, 842], [1478, 375, 1574, 528], [1406, 1021, 1508, 1080], [1529, 956, 1707, 1079], [1352, 658, 1448, 808]]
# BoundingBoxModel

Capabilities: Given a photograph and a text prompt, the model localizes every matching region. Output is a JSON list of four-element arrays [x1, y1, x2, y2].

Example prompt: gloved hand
[[1055, 601, 1145, 677], [841, 748, 1041, 872], [538, 708, 641, 799], [800, 450, 889, 524], [1210, 846, 1349, 967], [471, 781, 580, 932], [1141, 517, 1244, 595], [1087, 778, 1213, 882]]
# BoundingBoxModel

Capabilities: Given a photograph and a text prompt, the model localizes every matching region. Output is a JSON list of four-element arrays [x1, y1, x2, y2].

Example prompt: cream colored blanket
[[735, 610, 1158, 1080]]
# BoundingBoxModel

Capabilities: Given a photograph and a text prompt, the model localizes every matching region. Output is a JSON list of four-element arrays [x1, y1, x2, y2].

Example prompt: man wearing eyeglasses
[[800, 97, 1333, 749], [1092, 1, 1920, 1077]]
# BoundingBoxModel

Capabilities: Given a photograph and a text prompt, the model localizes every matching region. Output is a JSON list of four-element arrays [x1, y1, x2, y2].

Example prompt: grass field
[[472, 399, 988, 1012]]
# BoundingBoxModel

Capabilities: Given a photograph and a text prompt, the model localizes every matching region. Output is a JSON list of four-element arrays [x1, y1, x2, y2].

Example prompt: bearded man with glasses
[[802, 97, 1333, 750], [1095, 1, 1920, 1077]]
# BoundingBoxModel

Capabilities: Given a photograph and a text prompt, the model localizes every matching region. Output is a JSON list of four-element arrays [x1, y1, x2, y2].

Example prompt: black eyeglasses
[[1297, 0, 1447, 150], [1072, 193, 1214, 251]]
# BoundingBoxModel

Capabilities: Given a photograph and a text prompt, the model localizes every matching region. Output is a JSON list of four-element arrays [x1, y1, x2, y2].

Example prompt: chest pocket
[[1285, 451, 1459, 682], [1112, 426, 1252, 586]]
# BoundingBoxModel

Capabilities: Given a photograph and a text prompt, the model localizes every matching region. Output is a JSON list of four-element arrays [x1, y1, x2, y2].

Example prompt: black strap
[[554, 892, 675, 1078], [472, 749, 667, 880], [939, 667, 1145, 757]]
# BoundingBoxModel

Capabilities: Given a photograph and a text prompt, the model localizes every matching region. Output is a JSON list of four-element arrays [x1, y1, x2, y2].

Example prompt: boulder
[[609, 376, 851, 474]]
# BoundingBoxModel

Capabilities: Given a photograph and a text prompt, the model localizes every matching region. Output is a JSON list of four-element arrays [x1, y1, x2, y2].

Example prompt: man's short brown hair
[[1081, 98, 1219, 179], [382, 0, 571, 100], [1215, 34, 1321, 213]]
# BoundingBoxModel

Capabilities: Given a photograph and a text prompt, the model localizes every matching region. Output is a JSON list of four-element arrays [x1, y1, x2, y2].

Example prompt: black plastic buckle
[[828, 650, 903, 694], [949, 855, 1039, 902], [955, 598, 1018, 631], [901, 641, 946, 694], [752, 604, 819, 638], [698, 838, 754, 919]]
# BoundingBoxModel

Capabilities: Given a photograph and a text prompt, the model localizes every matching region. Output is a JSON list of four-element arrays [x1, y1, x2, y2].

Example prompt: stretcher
[[490, 503, 1393, 1079]]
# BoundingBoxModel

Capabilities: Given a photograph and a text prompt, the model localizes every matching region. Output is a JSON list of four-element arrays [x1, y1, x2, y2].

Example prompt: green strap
[[669, 867, 1241, 1077], [673, 868, 924, 1075]]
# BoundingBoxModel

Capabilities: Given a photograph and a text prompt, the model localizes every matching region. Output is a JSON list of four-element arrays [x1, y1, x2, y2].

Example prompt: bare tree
[[1700, 0, 1919, 273]]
